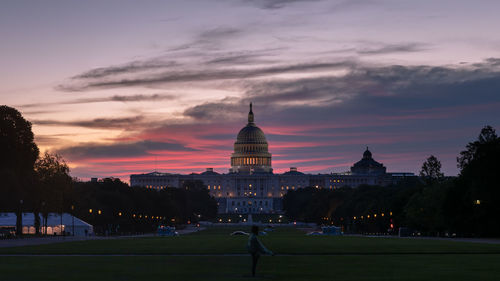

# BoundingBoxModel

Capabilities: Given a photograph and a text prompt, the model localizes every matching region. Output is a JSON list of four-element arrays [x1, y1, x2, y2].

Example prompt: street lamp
[[41, 201, 46, 235], [71, 205, 75, 236], [18, 199, 23, 236]]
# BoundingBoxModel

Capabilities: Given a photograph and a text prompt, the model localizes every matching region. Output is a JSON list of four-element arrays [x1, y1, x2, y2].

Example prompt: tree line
[[3, 104, 499, 237], [0, 106, 217, 236], [283, 126, 500, 237]]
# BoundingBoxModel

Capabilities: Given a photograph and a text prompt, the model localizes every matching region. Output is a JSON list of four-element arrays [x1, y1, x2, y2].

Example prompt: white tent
[[0, 213, 93, 236]]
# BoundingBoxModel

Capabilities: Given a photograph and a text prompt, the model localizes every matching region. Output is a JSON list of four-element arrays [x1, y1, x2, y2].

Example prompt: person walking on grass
[[247, 225, 275, 277]]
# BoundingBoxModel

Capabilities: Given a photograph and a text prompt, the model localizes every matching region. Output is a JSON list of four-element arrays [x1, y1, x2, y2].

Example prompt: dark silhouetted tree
[[457, 125, 498, 171], [404, 181, 450, 235], [448, 125, 500, 236], [33, 152, 73, 235], [0, 106, 39, 236], [420, 155, 444, 184]]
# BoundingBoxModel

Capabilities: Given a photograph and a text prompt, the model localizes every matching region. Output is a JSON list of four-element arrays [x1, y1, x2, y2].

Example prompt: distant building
[[130, 104, 415, 214], [350, 148, 386, 175]]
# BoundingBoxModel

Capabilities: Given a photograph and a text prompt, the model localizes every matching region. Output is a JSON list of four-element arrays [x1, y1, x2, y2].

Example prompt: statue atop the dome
[[248, 102, 254, 124]]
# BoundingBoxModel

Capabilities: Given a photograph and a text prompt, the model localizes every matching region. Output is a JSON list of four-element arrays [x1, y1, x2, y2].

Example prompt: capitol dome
[[230, 103, 272, 173], [235, 125, 267, 144]]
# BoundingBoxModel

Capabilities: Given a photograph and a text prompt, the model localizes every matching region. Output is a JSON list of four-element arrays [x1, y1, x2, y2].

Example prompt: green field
[[1, 227, 500, 281]]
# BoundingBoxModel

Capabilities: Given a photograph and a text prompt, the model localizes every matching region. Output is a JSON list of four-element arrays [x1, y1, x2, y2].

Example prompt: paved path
[[409, 237, 500, 245], [0, 236, 93, 248], [0, 226, 204, 248], [349, 234, 500, 245], [1, 252, 500, 257], [2, 228, 499, 249]]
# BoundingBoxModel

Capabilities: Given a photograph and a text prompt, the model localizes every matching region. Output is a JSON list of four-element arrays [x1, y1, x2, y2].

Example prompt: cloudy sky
[[2, 0, 500, 181]]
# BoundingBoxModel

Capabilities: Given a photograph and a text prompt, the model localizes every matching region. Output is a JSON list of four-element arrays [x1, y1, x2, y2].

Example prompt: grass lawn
[[1, 227, 500, 280]]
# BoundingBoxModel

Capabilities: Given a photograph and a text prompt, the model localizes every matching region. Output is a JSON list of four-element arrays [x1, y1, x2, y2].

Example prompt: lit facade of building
[[130, 104, 414, 214]]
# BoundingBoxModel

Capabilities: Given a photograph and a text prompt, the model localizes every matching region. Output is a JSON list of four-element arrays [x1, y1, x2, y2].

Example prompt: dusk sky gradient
[[2, 0, 500, 181]]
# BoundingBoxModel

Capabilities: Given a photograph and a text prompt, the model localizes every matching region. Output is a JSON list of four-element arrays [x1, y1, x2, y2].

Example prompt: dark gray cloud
[[33, 116, 145, 129], [184, 100, 242, 121], [357, 42, 429, 55], [198, 27, 242, 42], [20, 109, 62, 115], [59, 61, 355, 91], [57, 140, 196, 160], [241, 0, 373, 11], [34, 135, 63, 145], [85, 94, 174, 103], [73, 60, 177, 80], [20, 94, 175, 108], [167, 27, 245, 52], [243, 0, 322, 9], [322, 42, 429, 56], [182, 58, 500, 126], [205, 54, 273, 65], [486, 58, 500, 66], [329, 0, 376, 13], [60, 41, 428, 93], [205, 49, 283, 65]]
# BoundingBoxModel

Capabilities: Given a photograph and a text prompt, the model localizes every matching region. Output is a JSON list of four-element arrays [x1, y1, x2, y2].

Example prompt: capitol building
[[130, 104, 414, 214]]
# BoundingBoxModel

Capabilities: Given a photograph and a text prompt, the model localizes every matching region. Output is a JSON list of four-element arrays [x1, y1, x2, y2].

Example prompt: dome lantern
[[248, 103, 254, 124], [363, 146, 372, 159]]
